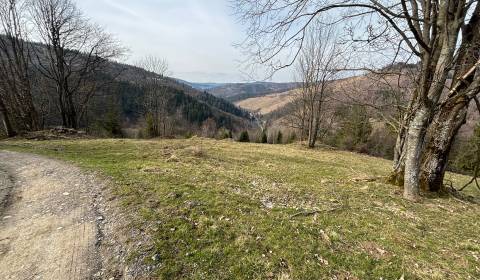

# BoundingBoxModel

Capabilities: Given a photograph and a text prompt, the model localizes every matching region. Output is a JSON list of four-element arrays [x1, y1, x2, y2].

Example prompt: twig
[[290, 206, 343, 219]]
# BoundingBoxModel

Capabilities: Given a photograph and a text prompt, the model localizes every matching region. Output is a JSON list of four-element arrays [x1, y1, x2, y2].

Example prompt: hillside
[[205, 82, 298, 102], [99, 62, 254, 130], [235, 89, 299, 115], [0, 39, 254, 136], [0, 35, 253, 136], [236, 73, 479, 137], [1, 138, 478, 279]]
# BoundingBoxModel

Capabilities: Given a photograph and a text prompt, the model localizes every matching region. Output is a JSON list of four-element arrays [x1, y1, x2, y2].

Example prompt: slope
[[1, 138, 478, 279], [205, 82, 298, 102]]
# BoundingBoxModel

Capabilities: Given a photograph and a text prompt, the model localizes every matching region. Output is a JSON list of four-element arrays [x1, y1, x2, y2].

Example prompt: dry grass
[[235, 89, 299, 114]]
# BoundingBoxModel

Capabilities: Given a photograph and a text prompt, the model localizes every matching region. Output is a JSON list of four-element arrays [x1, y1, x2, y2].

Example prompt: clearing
[[0, 138, 479, 279]]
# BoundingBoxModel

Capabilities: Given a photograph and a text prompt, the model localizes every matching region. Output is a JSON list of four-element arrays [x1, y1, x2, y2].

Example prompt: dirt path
[[0, 151, 105, 280]]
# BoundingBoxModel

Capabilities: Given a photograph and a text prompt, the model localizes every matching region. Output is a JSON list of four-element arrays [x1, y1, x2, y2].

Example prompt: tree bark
[[420, 99, 468, 192], [420, 5, 480, 193], [403, 105, 430, 201], [0, 98, 16, 137], [388, 119, 408, 186]]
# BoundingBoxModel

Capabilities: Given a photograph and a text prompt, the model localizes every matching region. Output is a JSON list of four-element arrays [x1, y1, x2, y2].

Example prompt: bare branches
[[135, 56, 171, 137], [0, 0, 39, 134], [29, 0, 124, 128], [233, 0, 435, 77], [286, 19, 343, 148]]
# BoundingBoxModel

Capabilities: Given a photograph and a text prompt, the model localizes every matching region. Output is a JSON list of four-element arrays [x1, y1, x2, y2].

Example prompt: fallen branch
[[458, 176, 480, 192], [290, 206, 343, 219]]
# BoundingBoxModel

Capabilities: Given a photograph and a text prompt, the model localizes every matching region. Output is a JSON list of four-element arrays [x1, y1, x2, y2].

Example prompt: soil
[[0, 151, 127, 280]]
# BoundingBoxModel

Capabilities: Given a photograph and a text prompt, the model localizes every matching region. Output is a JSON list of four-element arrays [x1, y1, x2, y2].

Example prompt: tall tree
[[136, 56, 171, 137], [30, 0, 122, 129], [295, 21, 341, 148], [0, 0, 39, 136], [233, 0, 480, 201]]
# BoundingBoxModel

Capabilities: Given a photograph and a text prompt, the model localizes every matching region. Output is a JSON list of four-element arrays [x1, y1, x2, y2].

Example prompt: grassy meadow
[[1, 138, 479, 279]]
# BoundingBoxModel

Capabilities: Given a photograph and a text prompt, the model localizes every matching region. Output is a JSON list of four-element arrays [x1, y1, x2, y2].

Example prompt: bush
[[450, 124, 480, 175], [287, 132, 297, 144], [90, 110, 123, 138], [216, 128, 231, 140], [145, 113, 156, 138], [238, 131, 250, 142], [327, 105, 372, 152]]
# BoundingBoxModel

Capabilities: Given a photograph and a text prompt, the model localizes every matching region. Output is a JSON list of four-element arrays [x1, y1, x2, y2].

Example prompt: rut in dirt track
[[0, 151, 105, 280]]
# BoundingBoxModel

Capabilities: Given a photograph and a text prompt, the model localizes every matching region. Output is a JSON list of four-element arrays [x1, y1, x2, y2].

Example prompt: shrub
[[90, 110, 123, 138], [145, 113, 156, 138], [287, 132, 297, 144], [450, 124, 480, 175], [327, 105, 372, 152], [216, 128, 231, 140]]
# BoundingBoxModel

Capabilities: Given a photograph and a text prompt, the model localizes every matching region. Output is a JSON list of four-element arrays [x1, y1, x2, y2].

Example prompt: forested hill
[[0, 35, 254, 138], [108, 61, 253, 124], [206, 82, 299, 102]]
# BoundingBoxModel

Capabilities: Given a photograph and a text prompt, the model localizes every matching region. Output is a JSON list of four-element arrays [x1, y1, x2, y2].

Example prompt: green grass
[[1, 138, 479, 279]]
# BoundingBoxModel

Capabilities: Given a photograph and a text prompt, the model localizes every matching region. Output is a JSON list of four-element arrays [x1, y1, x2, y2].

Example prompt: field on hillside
[[1, 138, 479, 279], [235, 90, 298, 115]]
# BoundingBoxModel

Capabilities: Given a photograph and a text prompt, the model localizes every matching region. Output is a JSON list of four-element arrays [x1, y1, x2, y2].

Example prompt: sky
[[74, 0, 292, 83]]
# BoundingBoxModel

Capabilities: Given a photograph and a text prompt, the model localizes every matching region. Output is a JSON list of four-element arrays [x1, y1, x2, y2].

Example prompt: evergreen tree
[[276, 131, 283, 144], [238, 131, 250, 142], [260, 131, 268, 143]]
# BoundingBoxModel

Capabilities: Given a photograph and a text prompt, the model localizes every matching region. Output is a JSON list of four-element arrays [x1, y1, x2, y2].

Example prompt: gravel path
[[0, 151, 105, 280]]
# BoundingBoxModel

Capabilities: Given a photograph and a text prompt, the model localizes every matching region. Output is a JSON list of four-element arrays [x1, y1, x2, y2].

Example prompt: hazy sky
[[74, 0, 291, 83]]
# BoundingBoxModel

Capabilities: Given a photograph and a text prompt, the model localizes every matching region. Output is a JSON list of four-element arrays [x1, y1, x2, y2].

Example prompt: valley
[[1, 0, 480, 279]]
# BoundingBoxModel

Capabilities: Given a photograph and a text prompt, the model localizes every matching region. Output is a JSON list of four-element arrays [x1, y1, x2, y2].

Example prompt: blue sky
[[74, 0, 291, 83]]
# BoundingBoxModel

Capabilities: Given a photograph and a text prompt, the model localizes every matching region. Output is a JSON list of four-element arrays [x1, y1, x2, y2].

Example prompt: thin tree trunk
[[307, 116, 315, 148], [0, 98, 16, 137], [66, 95, 77, 129]]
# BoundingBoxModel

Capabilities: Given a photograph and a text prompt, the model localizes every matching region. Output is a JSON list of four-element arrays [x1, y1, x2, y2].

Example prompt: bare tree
[[29, 0, 122, 129], [283, 90, 308, 141], [296, 21, 341, 148], [0, 0, 39, 136], [233, 0, 480, 201], [136, 56, 171, 137]]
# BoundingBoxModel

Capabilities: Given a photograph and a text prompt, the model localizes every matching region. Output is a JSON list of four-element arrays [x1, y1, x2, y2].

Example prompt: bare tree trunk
[[389, 128, 407, 186], [307, 106, 315, 148], [0, 98, 15, 137], [66, 94, 77, 129], [388, 101, 415, 186], [403, 106, 430, 201], [420, 101, 468, 192]]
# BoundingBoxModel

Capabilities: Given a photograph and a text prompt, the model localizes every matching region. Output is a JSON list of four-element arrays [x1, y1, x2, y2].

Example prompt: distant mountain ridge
[[174, 79, 226, 91], [176, 79, 299, 102]]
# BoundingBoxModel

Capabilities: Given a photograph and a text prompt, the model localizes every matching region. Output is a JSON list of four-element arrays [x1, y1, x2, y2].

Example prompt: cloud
[[103, 0, 139, 19], [74, 0, 293, 83]]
